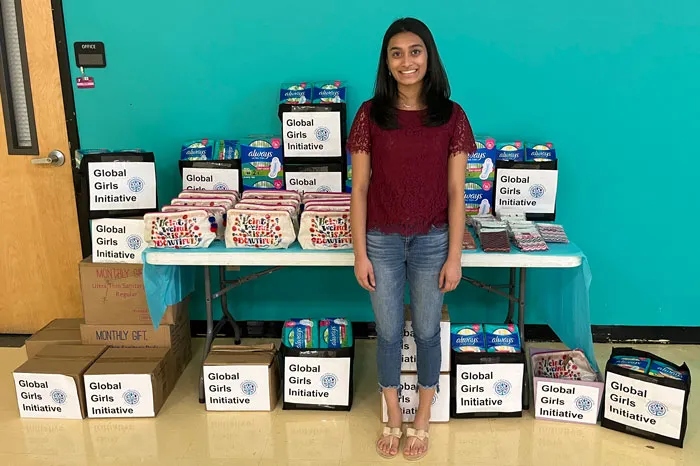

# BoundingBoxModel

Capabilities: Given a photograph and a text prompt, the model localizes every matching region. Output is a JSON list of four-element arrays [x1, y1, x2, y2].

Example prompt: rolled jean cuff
[[418, 382, 440, 393], [378, 383, 402, 395]]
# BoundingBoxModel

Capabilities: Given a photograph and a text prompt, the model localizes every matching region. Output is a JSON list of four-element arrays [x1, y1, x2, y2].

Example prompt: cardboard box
[[531, 348, 604, 425], [14, 344, 107, 419], [79, 256, 177, 325], [402, 305, 450, 372], [203, 343, 279, 412], [25, 318, 84, 359], [381, 373, 451, 423], [84, 347, 174, 418], [80, 299, 192, 379], [450, 349, 526, 418], [281, 344, 354, 411]]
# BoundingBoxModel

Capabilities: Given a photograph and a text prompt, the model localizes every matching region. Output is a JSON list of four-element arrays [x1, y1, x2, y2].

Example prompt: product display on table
[[464, 180, 493, 216], [461, 229, 477, 250], [537, 224, 570, 243], [171, 197, 235, 210], [162, 205, 225, 239], [450, 324, 485, 352], [225, 208, 297, 249], [479, 229, 511, 252], [280, 82, 312, 104], [298, 210, 352, 249], [236, 198, 300, 215], [526, 142, 556, 162], [531, 349, 598, 381], [144, 210, 217, 248], [312, 81, 346, 104], [485, 324, 521, 352]]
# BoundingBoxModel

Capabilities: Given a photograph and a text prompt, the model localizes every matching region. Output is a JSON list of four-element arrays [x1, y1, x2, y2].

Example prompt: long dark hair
[[370, 18, 452, 129]]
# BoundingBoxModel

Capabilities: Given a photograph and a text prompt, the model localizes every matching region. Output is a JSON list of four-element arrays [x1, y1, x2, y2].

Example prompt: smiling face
[[387, 32, 428, 88]]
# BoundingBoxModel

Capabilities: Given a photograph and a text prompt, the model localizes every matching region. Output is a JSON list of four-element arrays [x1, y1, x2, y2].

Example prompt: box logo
[[315, 126, 331, 142], [213, 182, 229, 190], [494, 380, 512, 396], [240, 380, 257, 396], [321, 373, 338, 389], [128, 177, 145, 193], [50, 389, 68, 405], [529, 184, 546, 199], [123, 390, 141, 406], [647, 401, 668, 417], [575, 395, 594, 412], [126, 234, 143, 250]]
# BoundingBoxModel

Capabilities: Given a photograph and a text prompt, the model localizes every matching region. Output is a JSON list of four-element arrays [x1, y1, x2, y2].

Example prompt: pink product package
[[178, 191, 238, 203], [531, 349, 598, 381], [303, 193, 351, 201], [304, 205, 350, 212], [225, 209, 297, 249], [171, 197, 234, 210], [242, 189, 301, 202], [298, 211, 352, 250]]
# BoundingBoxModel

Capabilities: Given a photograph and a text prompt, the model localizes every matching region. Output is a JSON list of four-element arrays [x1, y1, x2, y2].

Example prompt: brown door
[[0, 0, 82, 333]]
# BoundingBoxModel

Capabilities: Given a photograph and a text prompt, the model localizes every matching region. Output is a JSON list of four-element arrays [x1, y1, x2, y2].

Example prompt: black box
[[493, 160, 558, 221], [280, 344, 354, 411], [450, 349, 527, 418], [78, 151, 157, 220], [178, 159, 242, 193], [278, 103, 347, 166], [601, 347, 691, 448]]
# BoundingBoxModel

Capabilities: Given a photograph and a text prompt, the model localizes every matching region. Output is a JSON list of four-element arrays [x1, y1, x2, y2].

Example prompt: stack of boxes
[[465, 138, 497, 216], [278, 81, 348, 194], [381, 305, 452, 423]]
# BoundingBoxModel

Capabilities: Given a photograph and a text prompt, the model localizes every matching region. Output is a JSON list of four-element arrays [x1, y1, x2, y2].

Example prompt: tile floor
[[0, 339, 697, 465]]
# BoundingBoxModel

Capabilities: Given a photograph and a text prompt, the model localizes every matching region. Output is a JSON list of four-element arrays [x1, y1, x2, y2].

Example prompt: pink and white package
[[178, 191, 239, 204], [144, 210, 217, 248], [531, 349, 598, 382], [162, 205, 225, 239], [298, 211, 352, 250], [225, 209, 296, 249], [171, 197, 235, 210]]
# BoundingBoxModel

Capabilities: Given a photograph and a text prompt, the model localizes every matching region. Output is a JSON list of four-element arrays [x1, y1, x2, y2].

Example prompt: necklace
[[399, 101, 419, 109]]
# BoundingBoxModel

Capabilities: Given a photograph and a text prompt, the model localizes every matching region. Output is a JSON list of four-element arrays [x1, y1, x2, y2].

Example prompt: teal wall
[[63, 1, 700, 326]]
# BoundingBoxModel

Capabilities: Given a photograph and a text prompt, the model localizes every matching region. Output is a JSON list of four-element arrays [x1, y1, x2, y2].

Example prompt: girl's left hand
[[439, 256, 462, 293]]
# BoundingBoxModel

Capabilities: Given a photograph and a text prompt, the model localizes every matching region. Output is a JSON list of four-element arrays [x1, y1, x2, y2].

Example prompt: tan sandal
[[376, 426, 402, 459], [403, 427, 429, 461]]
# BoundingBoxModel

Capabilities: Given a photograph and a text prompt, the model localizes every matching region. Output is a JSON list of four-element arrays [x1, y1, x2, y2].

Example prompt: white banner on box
[[285, 172, 342, 194], [89, 162, 157, 211], [535, 380, 601, 424], [402, 321, 450, 373], [382, 373, 450, 423], [13, 373, 82, 419], [604, 372, 686, 440], [284, 356, 350, 406], [455, 363, 523, 414], [182, 167, 240, 192], [282, 111, 342, 157], [91, 218, 146, 264], [204, 365, 271, 411], [494, 169, 558, 214], [85, 374, 155, 418]]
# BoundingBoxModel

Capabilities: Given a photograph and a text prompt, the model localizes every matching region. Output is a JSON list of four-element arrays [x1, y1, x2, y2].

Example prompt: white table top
[[144, 241, 583, 268]]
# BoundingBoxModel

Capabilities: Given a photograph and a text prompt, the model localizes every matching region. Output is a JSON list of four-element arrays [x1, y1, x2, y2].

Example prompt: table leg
[[518, 268, 527, 342], [219, 266, 241, 345], [505, 268, 516, 324], [199, 265, 215, 403]]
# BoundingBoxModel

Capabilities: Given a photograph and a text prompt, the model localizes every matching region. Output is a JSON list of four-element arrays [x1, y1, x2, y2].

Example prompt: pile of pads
[[450, 323, 521, 353], [282, 318, 353, 349]]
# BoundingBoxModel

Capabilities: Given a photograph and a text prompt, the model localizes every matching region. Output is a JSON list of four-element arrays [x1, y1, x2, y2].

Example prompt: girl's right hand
[[354, 255, 376, 292]]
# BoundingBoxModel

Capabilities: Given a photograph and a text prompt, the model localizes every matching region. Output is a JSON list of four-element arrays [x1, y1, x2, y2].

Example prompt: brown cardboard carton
[[25, 318, 84, 359], [84, 347, 174, 418], [203, 343, 279, 411], [13, 344, 107, 419], [80, 299, 192, 378], [79, 256, 177, 325]]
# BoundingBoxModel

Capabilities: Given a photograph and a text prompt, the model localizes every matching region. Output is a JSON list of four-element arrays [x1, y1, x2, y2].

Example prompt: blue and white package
[[648, 360, 689, 381], [610, 355, 650, 374], [464, 179, 493, 216], [485, 324, 521, 352], [240, 137, 284, 190], [496, 141, 525, 162], [214, 140, 240, 160], [467, 138, 496, 180], [526, 142, 556, 162], [280, 82, 312, 104], [312, 81, 346, 104], [451, 324, 485, 352], [181, 139, 214, 161]]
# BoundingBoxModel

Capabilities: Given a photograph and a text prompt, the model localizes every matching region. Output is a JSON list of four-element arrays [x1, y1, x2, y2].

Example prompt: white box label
[[456, 363, 523, 413], [382, 373, 450, 423], [91, 218, 146, 264], [89, 162, 157, 211], [604, 372, 686, 439], [204, 365, 271, 411], [282, 111, 342, 157], [285, 171, 342, 194], [85, 374, 155, 418], [494, 168, 558, 214], [13, 373, 82, 419], [284, 356, 350, 406], [535, 380, 602, 424], [182, 167, 240, 192], [402, 320, 450, 373]]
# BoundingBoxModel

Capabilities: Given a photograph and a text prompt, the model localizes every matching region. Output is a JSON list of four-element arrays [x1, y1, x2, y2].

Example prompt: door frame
[[50, 0, 90, 258]]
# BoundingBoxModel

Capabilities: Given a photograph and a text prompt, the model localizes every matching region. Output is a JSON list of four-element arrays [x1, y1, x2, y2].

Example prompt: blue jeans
[[366, 225, 449, 391]]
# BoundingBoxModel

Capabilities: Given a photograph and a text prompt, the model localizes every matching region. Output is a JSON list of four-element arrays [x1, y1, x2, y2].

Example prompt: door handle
[[31, 150, 65, 167]]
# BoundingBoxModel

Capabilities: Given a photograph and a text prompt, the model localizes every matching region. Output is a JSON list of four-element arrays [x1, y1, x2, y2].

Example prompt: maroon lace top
[[347, 100, 476, 235]]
